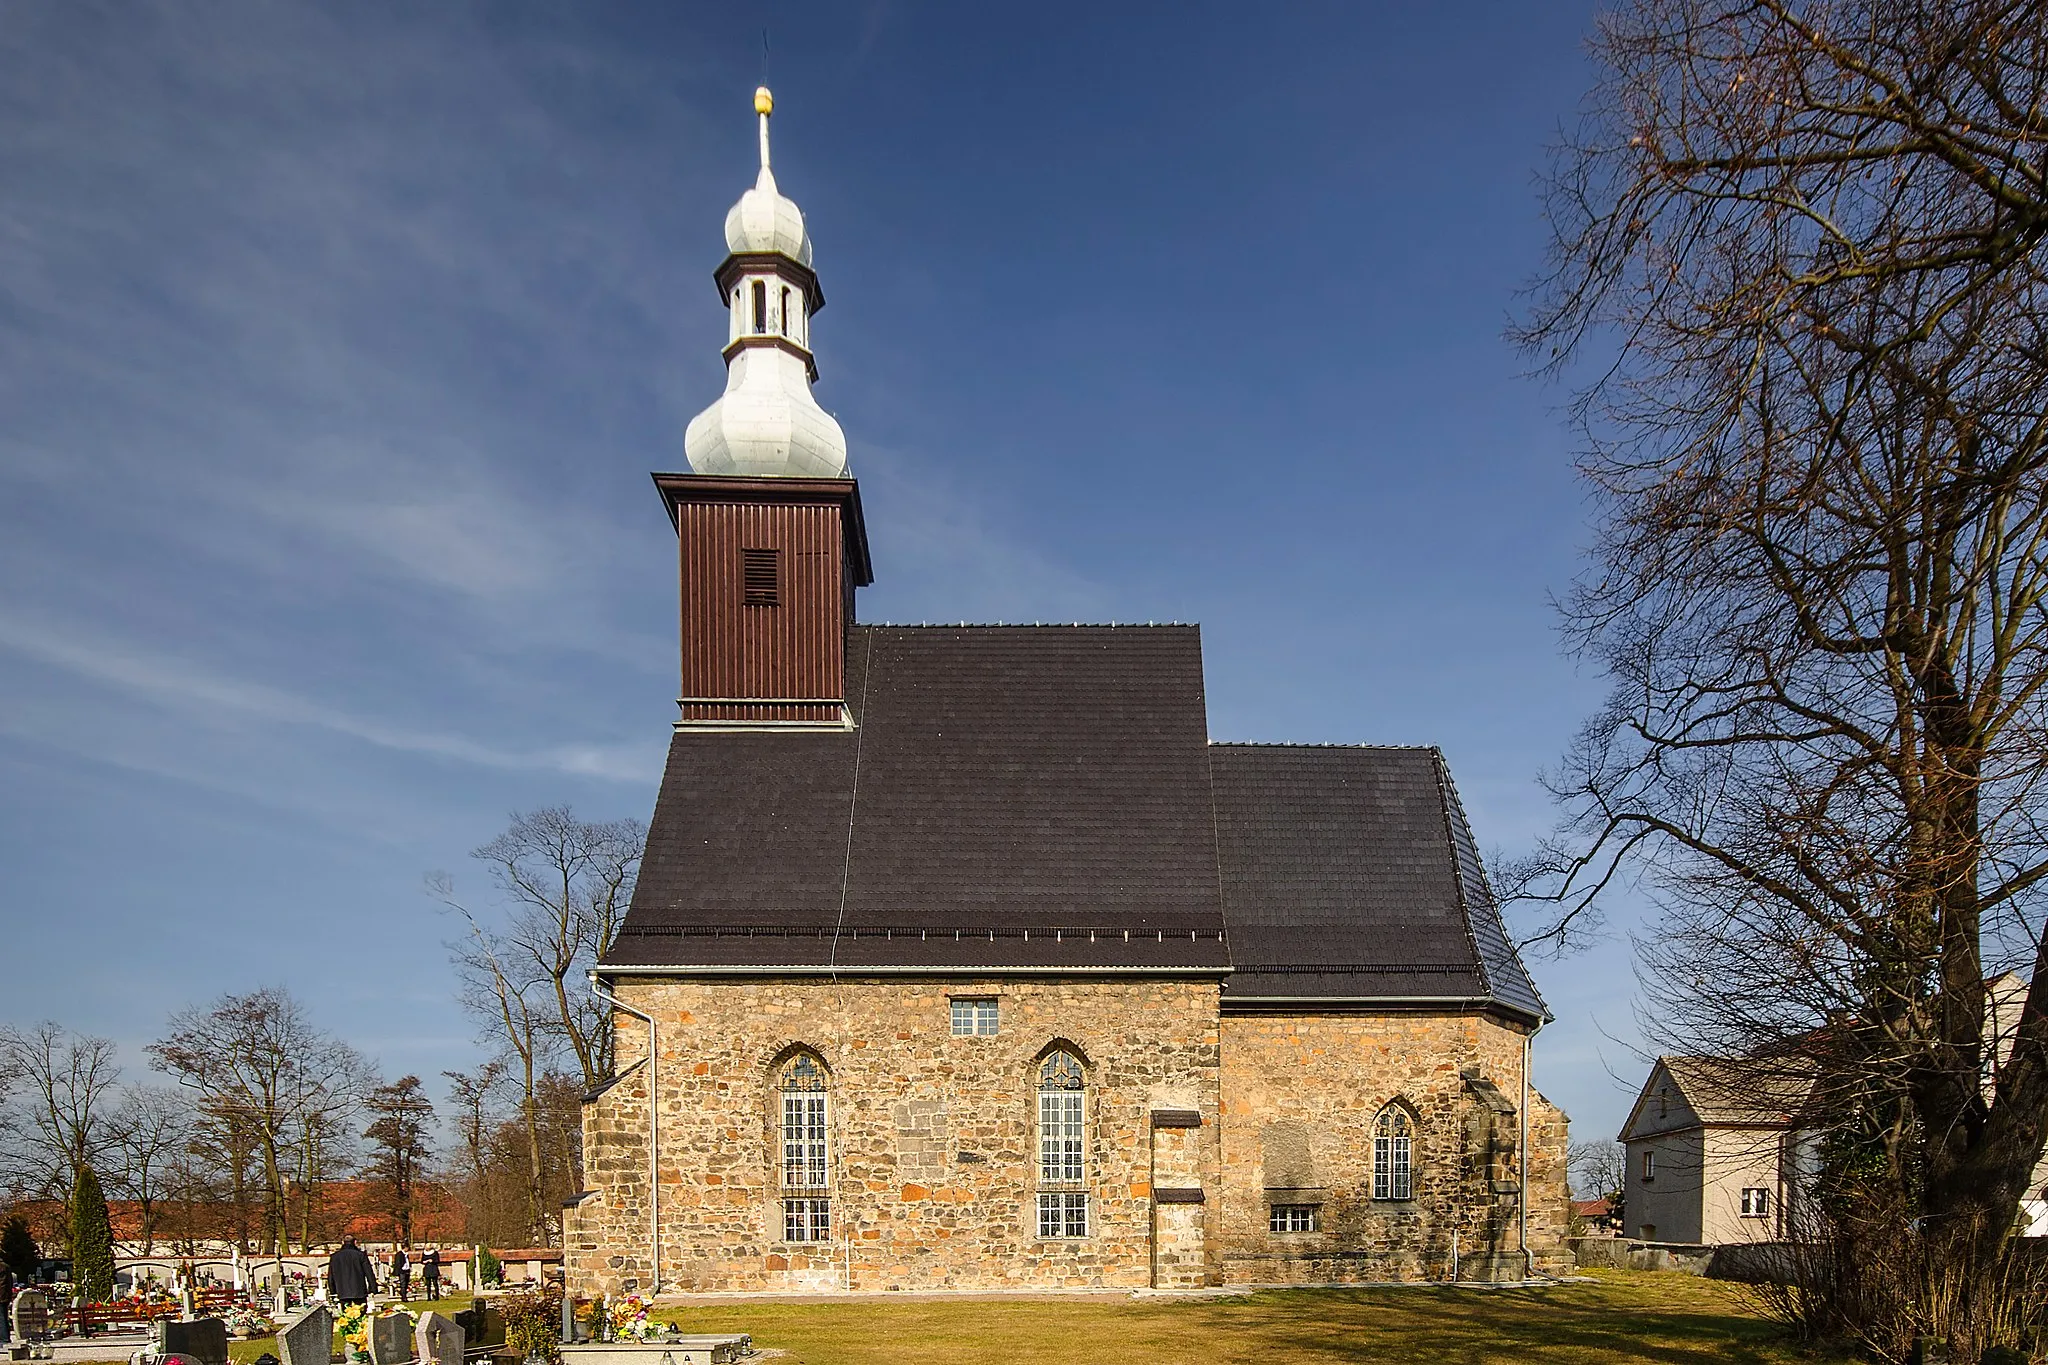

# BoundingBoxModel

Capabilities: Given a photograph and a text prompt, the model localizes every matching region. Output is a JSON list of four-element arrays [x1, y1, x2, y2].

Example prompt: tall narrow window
[[1036, 1049, 1087, 1237], [742, 548, 779, 606], [779, 1053, 829, 1242], [1372, 1105, 1413, 1201], [779, 286, 791, 336], [751, 280, 767, 333]]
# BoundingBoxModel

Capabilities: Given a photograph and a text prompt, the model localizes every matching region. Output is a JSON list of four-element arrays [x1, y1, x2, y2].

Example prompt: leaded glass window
[[783, 1197, 830, 1242], [1372, 1106, 1413, 1201], [1038, 1050, 1085, 1185], [1036, 1191, 1088, 1239], [780, 1054, 828, 1190]]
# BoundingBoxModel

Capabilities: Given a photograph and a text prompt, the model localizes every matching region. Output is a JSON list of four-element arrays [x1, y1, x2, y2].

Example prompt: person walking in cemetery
[[326, 1237, 377, 1308], [419, 1247, 439, 1300], [390, 1247, 409, 1301], [2, 1261, 15, 1346]]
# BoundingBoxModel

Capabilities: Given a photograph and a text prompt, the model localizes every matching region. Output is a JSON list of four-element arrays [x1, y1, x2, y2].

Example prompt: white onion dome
[[684, 87, 848, 479], [723, 165, 813, 268], [684, 348, 848, 477]]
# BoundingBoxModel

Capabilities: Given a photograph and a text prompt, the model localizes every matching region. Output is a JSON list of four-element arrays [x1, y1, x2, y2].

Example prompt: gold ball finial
[[754, 87, 774, 116]]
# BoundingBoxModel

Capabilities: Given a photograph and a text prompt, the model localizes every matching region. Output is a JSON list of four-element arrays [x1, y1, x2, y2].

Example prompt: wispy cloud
[[0, 610, 658, 784]]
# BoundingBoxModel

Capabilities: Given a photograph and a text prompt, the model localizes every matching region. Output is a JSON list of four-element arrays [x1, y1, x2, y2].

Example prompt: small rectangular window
[[742, 548, 779, 606], [1036, 1191, 1088, 1239], [950, 998, 998, 1036], [783, 1197, 830, 1242], [1741, 1187, 1771, 1217], [1641, 1149, 1656, 1181], [1269, 1204, 1319, 1233]]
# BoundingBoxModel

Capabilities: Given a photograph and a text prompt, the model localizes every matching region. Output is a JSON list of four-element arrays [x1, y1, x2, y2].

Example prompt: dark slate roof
[[1209, 744, 1548, 1021], [605, 626, 1230, 972], [606, 625, 1547, 1021]]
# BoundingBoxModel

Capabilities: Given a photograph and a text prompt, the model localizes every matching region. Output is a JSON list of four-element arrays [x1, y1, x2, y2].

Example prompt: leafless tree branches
[[1515, 0, 2048, 1356]]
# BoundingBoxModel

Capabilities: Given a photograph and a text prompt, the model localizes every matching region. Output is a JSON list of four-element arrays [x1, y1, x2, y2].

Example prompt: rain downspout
[[591, 974, 659, 1296], [1520, 1026, 1533, 1281]]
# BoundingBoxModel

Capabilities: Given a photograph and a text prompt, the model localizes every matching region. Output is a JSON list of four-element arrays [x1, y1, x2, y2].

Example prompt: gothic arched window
[[779, 286, 792, 336], [1036, 1049, 1087, 1238], [779, 1052, 830, 1242], [1372, 1104, 1414, 1202]]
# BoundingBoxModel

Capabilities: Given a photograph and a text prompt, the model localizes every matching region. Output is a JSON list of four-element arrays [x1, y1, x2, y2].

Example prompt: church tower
[[659, 87, 872, 728]]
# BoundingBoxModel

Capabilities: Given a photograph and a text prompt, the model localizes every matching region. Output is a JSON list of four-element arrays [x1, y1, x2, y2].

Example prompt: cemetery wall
[[564, 976, 1222, 1295], [1214, 1010, 1574, 1284]]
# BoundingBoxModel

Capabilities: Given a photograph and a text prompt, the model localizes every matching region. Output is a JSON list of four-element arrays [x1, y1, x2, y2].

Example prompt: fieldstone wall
[[1215, 1010, 1573, 1284], [564, 977, 1222, 1296]]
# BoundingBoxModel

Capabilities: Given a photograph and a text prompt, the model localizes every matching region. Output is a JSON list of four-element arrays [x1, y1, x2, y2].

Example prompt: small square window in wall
[[950, 998, 998, 1036], [1037, 1191, 1088, 1239], [1268, 1204, 1319, 1233], [1741, 1187, 1771, 1218], [783, 1197, 830, 1242]]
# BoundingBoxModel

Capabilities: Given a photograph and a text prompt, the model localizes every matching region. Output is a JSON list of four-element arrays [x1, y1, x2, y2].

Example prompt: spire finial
[[754, 86, 773, 171]]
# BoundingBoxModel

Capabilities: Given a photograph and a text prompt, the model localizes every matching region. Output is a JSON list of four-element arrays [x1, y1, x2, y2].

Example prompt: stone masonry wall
[[564, 977, 1221, 1296], [1216, 1011, 1573, 1284]]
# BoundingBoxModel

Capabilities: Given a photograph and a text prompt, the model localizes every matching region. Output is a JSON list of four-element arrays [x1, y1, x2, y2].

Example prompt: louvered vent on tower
[[742, 548, 780, 605]]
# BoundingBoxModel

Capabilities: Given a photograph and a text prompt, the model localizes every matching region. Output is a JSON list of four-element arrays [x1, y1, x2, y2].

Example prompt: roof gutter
[[1221, 993, 1547, 1026], [597, 963, 1232, 977]]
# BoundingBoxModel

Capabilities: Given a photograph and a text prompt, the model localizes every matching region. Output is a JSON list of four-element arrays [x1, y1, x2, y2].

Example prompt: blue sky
[[0, 3, 1649, 1152]]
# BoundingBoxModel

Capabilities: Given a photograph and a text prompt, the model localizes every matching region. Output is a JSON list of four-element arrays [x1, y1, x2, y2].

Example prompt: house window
[[1641, 1149, 1656, 1182], [1037, 1191, 1088, 1238], [783, 1197, 830, 1243], [742, 548, 779, 606], [779, 1051, 829, 1227], [1372, 1106, 1413, 1201], [1037, 1049, 1087, 1237], [1269, 1204, 1319, 1233], [950, 998, 998, 1036], [1741, 1187, 1771, 1218]]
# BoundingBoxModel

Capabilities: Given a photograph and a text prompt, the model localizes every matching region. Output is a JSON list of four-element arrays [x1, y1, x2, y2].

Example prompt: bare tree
[[469, 808, 644, 1090], [1567, 1140, 1627, 1205], [109, 1086, 189, 1254], [0, 1023, 124, 1207], [442, 1061, 506, 1238], [436, 881, 554, 1243], [148, 988, 371, 1256], [1515, 1, 2048, 1358], [432, 807, 640, 1243]]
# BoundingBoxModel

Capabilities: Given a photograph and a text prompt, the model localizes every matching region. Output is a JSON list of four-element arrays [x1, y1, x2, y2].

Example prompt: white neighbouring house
[[1620, 1056, 1815, 1246], [1623, 973, 2048, 1246]]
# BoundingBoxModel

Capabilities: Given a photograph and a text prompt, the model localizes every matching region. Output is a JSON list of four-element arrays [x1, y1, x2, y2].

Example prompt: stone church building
[[564, 89, 1571, 1295]]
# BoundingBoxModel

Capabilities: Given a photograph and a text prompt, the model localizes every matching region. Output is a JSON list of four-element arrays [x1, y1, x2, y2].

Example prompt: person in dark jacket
[[390, 1247, 409, 1301], [326, 1237, 377, 1306], [419, 1247, 440, 1300]]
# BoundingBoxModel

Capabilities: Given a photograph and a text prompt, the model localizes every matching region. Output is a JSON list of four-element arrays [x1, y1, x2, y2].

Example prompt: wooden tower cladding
[[654, 474, 873, 726]]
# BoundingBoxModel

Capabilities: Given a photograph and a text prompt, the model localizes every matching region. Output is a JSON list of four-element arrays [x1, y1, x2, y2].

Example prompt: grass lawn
[[647, 1270, 1830, 1365]]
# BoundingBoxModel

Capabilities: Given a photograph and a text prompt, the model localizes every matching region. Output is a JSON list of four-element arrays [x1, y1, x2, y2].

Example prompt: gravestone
[[10, 1290, 49, 1342], [367, 1313, 413, 1365], [277, 1304, 334, 1365], [413, 1311, 464, 1365], [157, 1317, 231, 1365]]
